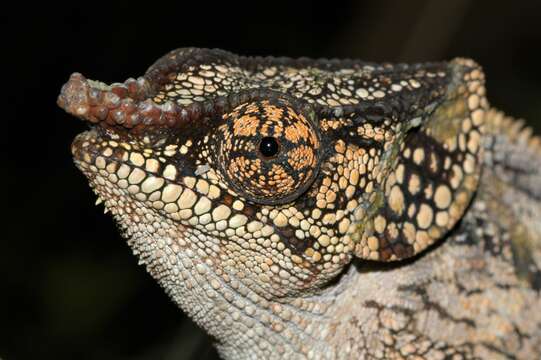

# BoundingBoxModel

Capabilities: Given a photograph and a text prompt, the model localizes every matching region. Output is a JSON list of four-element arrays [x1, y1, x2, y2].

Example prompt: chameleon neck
[[122, 188, 541, 360], [123, 214, 339, 358]]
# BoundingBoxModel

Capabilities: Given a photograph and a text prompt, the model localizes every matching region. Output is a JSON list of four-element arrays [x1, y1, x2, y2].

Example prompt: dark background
[[3, 1, 541, 359]]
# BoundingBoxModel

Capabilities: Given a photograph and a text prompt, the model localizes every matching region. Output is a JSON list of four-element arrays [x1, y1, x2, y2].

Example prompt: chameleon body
[[58, 48, 541, 359]]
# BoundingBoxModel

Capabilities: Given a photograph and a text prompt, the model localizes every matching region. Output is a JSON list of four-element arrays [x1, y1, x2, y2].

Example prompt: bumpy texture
[[58, 48, 541, 359]]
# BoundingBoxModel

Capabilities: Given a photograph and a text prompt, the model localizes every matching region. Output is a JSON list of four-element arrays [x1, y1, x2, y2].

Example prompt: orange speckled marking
[[233, 115, 260, 136], [287, 145, 316, 169], [264, 104, 284, 121]]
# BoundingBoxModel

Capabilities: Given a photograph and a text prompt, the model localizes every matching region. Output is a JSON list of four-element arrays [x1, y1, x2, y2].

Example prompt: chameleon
[[57, 48, 541, 359]]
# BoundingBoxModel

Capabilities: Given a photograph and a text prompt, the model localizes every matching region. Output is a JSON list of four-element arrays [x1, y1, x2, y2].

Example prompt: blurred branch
[[331, 0, 471, 62], [399, 0, 471, 61]]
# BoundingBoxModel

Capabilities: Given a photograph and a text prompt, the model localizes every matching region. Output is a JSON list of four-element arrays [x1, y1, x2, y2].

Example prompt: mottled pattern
[[58, 48, 541, 359]]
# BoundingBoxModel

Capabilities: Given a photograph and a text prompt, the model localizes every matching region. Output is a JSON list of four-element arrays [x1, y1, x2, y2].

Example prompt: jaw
[[70, 128, 341, 356], [72, 127, 117, 166], [69, 122, 358, 353]]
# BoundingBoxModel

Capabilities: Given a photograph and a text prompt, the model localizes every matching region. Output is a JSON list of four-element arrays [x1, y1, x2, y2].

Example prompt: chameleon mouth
[[69, 125, 188, 221], [59, 70, 205, 218], [71, 127, 120, 167]]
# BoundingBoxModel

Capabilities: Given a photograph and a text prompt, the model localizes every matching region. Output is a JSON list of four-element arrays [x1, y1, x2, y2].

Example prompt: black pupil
[[259, 137, 279, 158]]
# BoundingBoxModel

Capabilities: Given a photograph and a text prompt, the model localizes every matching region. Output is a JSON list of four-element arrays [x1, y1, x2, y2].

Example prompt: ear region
[[351, 59, 487, 261]]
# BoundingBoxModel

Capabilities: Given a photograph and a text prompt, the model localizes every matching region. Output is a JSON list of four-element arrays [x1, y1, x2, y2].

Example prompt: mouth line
[[71, 126, 130, 169], [70, 125, 191, 202]]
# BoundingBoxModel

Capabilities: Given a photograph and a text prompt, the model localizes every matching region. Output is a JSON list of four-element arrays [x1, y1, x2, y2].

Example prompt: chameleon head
[[59, 49, 487, 313], [65, 89, 335, 300]]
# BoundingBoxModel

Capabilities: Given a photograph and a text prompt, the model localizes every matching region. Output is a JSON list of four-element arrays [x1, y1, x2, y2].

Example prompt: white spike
[[103, 208, 109, 214], [95, 197, 103, 205]]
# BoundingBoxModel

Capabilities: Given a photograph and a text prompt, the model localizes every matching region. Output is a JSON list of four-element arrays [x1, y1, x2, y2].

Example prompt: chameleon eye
[[213, 98, 321, 205], [259, 137, 280, 158]]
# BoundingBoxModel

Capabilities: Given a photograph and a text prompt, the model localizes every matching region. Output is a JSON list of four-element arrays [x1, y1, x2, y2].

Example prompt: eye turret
[[212, 98, 321, 205]]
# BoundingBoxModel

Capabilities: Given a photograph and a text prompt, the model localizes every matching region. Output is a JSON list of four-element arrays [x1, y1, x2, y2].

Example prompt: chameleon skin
[[58, 48, 541, 359]]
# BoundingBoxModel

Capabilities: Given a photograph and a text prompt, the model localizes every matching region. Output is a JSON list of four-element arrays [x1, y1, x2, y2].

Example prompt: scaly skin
[[58, 48, 541, 359]]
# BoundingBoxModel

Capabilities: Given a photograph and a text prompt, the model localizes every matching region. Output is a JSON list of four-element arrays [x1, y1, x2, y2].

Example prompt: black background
[[3, 1, 541, 359]]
